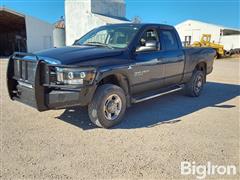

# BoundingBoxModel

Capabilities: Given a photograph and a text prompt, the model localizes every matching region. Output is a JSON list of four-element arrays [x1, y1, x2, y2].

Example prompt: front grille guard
[[7, 52, 97, 111], [9, 52, 96, 89], [7, 52, 47, 111]]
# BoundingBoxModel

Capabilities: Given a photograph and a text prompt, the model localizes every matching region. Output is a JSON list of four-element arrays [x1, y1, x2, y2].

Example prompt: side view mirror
[[136, 40, 159, 52], [146, 40, 158, 48]]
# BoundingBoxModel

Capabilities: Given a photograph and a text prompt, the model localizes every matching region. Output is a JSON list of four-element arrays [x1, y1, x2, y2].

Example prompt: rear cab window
[[159, 29, 179, 50]]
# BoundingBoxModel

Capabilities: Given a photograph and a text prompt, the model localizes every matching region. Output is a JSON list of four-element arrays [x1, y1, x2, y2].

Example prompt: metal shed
[[0, 7, 54, 56], [175, 19, 240, 51]]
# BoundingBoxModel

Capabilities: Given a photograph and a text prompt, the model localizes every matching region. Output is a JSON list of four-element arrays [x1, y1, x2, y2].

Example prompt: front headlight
[[55, 67, 96, 85]]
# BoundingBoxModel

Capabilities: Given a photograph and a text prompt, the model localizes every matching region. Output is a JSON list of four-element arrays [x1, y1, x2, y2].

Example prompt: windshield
[[74, 25, 140, 49]]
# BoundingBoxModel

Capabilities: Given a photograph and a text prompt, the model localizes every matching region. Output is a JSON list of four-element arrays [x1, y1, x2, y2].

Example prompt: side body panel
[[181, 47, 215, 83], [130, 52, 165, 94]]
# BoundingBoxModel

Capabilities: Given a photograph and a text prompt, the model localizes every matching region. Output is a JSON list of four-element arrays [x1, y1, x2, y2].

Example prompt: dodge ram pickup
[[7, 23, 215, 128]]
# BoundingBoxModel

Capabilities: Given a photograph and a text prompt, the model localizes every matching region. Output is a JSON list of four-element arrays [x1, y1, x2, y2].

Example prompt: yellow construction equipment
[[191, 34, 224, 58]]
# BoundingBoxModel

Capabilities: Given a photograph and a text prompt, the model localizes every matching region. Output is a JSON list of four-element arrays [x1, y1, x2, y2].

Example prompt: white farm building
[[0, 7, 54, 56], [65, 0, 129, 46], [176, 19, 240, 51], [0, 0, 129, 56]]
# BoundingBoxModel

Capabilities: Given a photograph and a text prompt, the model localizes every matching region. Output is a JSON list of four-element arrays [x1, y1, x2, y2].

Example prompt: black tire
[[88, 84, 127, 128], [224, 50, 231, 57], [185, 70, 205, 97]]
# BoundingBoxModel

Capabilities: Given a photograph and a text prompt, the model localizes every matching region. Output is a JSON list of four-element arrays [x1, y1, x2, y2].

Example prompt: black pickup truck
[[7, 23, 215, 128]]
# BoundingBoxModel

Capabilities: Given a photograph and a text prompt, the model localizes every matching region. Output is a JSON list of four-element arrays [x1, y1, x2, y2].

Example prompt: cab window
[[160, 30, 178, 50]]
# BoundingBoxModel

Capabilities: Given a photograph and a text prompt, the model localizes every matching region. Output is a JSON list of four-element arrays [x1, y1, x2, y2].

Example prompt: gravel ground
[[0, 58, 239, 179]]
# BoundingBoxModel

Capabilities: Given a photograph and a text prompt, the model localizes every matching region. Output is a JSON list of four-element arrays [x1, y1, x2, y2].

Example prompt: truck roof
[[103, 23, 175, 30]]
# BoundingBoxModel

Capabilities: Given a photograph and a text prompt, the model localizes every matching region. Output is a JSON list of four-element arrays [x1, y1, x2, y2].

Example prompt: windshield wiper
[[83, 42, 114, 49]]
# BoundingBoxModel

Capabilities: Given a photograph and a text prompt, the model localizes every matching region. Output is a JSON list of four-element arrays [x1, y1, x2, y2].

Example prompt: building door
[[184, 36, 192, 46]]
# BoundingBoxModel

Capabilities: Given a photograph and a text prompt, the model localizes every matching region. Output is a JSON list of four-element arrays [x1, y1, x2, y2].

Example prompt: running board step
[[132, 85, 184, 103]]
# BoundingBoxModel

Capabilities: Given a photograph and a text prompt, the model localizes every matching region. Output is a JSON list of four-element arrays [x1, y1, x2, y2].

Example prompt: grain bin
[[53, 17, 65, 47]]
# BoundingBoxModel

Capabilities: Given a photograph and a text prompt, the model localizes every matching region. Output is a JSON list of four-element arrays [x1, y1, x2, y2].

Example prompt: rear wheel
[[185, 70, 205, 97], [88, 84, 126, 128]]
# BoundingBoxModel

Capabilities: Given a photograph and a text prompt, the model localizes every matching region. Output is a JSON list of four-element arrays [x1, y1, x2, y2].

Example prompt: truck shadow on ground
[[56, 82, 240, 130]]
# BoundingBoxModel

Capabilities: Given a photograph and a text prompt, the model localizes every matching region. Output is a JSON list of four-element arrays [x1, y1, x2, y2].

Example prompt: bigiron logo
[[180, 161, 237, 179]]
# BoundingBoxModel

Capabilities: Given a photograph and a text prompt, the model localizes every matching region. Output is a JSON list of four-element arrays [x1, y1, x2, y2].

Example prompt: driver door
[[131, 27, 165, 94]]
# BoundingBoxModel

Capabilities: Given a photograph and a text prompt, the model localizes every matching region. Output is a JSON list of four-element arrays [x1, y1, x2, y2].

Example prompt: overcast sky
[[1, 0, 239, 28]]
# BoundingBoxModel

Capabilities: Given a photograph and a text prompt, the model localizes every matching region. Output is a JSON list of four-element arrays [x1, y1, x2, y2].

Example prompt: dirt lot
[[0, 58, 239, 179]]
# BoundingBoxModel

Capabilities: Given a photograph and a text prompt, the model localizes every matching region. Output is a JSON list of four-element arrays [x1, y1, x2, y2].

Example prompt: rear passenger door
[[159, 29, 185, 86]]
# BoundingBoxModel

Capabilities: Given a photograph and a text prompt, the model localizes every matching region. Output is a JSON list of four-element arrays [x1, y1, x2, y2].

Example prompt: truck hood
[[35, 46, 124, 65]]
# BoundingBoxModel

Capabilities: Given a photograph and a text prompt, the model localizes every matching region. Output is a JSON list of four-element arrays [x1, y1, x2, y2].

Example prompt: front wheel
[[88, 84, 127, 128], [185, 70, 205, 97]]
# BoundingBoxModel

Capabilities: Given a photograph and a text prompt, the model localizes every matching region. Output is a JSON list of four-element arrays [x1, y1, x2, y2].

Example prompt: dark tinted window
[[160, 30, 178, 50]]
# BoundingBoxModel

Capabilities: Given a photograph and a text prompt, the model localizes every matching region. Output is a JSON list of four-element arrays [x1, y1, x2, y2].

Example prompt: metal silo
[[53, 17, 66, 47]]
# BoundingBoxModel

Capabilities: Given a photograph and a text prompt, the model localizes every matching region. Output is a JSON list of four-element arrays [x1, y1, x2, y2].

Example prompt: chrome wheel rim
[[103, 94, 122, 121], [194, 75, 203, 94]]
